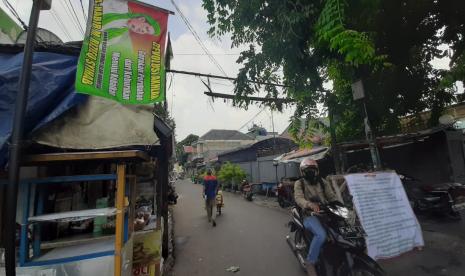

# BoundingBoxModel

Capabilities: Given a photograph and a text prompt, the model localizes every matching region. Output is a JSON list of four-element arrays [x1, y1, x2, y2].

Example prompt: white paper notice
[[344, 172, 424, 259]]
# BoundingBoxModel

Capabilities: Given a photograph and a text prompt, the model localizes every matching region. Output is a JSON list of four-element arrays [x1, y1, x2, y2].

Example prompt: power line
[[3, 0, 27, 29], [168, 69, 290, 88], [204, 92, 295, 105], [60, 0, 84, 36], [66, 0, 85, 33], [55, 3, 80, 38], [65, 0, 85, 35], [210, 80, 234, 87], [238, 107, 267, 131], [79, 0, 88, 22], [170, 0, 229, 78], [49, 9, 73, 41]]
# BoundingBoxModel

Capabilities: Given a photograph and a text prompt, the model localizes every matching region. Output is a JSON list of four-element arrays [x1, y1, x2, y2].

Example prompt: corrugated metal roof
[[199, 129, 254, 141]]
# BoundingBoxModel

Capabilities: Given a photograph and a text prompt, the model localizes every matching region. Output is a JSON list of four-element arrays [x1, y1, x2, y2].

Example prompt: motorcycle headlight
[[330, 206, 350, 219]]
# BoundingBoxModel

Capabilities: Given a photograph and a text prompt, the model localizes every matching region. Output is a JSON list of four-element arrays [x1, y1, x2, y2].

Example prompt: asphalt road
[[172, 180, 304, 276], [172, 180, 465, 276]]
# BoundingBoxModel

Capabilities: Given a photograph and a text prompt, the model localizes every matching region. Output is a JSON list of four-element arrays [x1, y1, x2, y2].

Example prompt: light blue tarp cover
[[0, 51, 87, 169]]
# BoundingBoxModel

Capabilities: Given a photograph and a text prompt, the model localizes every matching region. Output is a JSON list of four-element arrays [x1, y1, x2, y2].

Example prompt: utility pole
[[327, 94, 342, 174], [4, 1, 51, 275], [351, 80, 381, 170], [271, 108, 279, 196]]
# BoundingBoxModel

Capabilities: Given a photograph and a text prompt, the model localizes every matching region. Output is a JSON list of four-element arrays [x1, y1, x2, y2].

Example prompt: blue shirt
[[203, 175, 219, 199]]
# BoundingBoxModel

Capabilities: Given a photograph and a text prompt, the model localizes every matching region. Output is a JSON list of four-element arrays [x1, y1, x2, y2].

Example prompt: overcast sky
[[0, 0, 295, 141], [2, 0, 459, 141]]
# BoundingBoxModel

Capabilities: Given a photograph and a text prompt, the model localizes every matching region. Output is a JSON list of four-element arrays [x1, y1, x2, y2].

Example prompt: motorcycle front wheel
[[293, 229, 308, 270]]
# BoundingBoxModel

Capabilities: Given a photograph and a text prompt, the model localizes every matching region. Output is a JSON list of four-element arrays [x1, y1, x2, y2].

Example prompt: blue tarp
[[0, 51, 87, 169]]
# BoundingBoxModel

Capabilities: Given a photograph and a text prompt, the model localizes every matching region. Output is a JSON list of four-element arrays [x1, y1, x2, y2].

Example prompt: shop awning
[[33, 96, 160, 150]]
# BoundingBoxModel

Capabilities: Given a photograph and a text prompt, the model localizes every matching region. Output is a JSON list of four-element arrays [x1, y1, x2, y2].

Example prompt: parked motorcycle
[[399, 174, 465, 220], [276, 177, 299, 208], [287, 202, 385, 276], [167, 181, 179, 205], [242, 184, 254, 201], [240, 180, 254, 201]]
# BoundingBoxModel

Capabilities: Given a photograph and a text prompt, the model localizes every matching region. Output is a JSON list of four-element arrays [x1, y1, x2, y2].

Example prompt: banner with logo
[[76, 0, 170, 104]]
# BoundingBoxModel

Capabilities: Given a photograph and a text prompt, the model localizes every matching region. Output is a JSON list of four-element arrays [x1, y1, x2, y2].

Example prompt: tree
[[202, 0, 464, 141], [175, 134, 199, 166], [217, 162, 247, 189]]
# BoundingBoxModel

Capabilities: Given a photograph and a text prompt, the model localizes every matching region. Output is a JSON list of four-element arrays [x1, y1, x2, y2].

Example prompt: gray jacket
[[294, 177, 338, 216]]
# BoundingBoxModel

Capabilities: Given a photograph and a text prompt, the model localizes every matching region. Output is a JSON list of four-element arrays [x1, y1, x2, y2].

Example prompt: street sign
[[351, 80, 365, 100]]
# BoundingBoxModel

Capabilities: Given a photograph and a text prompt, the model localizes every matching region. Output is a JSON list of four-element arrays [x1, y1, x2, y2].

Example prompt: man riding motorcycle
[[294, 158, 339, 276]]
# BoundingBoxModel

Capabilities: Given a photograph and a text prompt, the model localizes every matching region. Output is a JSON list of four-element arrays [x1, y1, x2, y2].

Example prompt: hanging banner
[[0, 7, 23, 44], [344, 172, 424, 259], [76, 0, 170, 104]]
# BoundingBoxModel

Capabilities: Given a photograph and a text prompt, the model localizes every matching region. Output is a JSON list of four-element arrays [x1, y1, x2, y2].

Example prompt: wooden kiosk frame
[[12, 150, 150, 276]]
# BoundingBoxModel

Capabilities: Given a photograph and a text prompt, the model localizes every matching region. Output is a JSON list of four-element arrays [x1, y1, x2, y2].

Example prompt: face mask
[[303, 169, 318, 183]]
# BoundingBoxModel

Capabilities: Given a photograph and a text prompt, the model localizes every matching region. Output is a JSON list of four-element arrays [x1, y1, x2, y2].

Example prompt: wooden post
[[115, 164, 126, 276]]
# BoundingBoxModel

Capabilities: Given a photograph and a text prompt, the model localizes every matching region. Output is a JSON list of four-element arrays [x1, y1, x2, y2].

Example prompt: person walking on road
[[203, 169, 219, 227], [294, 158, 339, 276]]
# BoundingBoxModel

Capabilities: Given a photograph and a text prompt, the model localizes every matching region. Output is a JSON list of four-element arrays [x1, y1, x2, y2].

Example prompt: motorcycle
[[399, 174, 465, 220], [241, 182, 255, 201], [286, 202, 385, 276], [242, 185, 254, 201], [276, 177, 298, 208], [167, 180, 179, 205]]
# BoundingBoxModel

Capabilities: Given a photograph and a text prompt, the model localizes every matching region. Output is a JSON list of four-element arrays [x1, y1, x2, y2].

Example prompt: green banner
[[76, 0, 170, 104], [0, 7, 23, 44]]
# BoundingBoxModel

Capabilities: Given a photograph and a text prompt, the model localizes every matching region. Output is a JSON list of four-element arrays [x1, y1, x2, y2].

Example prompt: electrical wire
[[50, 9, 73, 41], [65, 0, 85, 35], [66, 0, 86, 33], [210, 80, 234, 87], [55, 3, 80, 38], [3, 0, 27, 29], [237, 107, 267, 131], [170, 0, 230, 79], [79, 0, 88, 22], [60, 0, 84, 36]]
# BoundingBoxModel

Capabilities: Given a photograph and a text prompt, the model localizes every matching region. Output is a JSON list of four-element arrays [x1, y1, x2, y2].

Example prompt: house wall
[[234, 155, 300, 184], [195, 139, 255, 161], [446, 131, 465, 183]]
